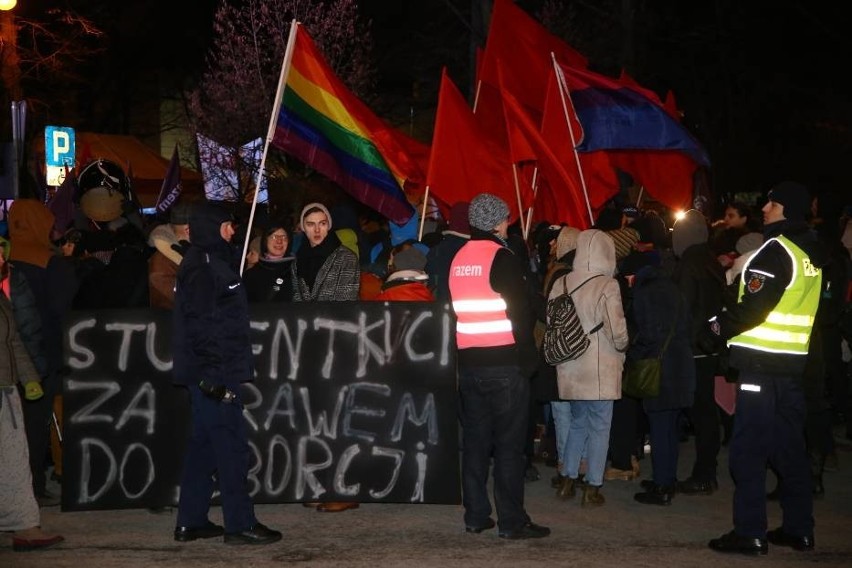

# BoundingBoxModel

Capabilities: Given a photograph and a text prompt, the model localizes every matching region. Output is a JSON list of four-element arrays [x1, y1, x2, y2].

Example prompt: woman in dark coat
[[628, 259, 695, 505], [243, 221, 295, 303]]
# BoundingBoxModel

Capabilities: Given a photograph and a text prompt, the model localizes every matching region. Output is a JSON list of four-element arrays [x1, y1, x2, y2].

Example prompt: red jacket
[[373, 270, 434, 302]]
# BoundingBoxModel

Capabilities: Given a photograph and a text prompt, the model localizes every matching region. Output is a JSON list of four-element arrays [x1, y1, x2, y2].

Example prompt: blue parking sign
[[45, 126, 76, 186], [45, 126, 75, 168]]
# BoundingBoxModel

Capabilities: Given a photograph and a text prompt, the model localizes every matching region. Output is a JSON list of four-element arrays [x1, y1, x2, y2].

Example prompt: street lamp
[[0, 2, 18, 11]]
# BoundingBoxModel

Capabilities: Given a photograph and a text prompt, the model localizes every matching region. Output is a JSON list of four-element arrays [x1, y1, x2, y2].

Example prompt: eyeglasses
[[269, 233, 288, 241]]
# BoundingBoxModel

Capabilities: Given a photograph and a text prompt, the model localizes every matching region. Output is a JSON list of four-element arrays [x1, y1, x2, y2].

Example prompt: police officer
[[705, 182, 824, 555], [448, 193, 549, 540], [172, 202, 281, 545]]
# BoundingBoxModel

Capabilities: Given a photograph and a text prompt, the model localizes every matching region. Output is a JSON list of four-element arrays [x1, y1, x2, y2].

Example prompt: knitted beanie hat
[[300, 202, 332, 231], [767, 181, 811, 221], [468, 193, 509, 232], [392, 247, 427, 271]]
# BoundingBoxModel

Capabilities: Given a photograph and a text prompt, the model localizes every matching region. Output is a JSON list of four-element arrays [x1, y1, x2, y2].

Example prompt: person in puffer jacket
[[171, 201, 281, 546]]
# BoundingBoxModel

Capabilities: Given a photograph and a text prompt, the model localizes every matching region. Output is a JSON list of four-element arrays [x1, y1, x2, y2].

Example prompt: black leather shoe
[[708, 530, 768, 556], [640, 479, 658, 492], [174, 521, 225, 542], [634, 485, 674, 506], [223, 522, 282, 545], [465, 518, 496, 533], [767, 527, 814, 551], [677, 477, 718, 495], [498, 521, 551, 540]]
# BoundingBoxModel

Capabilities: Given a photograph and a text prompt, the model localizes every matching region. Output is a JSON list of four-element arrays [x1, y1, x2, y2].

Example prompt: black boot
[[634, 484, 674, 506]]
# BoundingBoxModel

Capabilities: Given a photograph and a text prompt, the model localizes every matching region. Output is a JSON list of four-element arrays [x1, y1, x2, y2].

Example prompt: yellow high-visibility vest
[[728, 235, 821, 355]]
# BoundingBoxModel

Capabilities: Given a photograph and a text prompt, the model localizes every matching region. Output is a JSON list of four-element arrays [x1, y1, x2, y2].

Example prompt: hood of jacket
[[148, 223, 183, 265], [573, 229, 616, 277], [188, 202, 233, 259], [8, 199, 55, 268]]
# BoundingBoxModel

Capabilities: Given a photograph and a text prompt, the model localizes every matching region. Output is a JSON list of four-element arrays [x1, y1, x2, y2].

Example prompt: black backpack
[[542, 274, 603, 365]]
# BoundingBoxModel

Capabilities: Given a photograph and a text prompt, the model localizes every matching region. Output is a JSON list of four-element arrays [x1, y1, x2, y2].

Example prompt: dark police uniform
[[172, 202, 279, 544], [707, 187, 825, 554]]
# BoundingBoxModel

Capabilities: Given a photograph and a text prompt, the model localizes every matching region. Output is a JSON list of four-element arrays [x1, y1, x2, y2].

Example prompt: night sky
[[11, 0, 852, 208]]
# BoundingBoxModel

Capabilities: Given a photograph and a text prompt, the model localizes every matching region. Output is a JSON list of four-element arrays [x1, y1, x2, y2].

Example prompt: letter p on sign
[[45, 125, 76, 186]]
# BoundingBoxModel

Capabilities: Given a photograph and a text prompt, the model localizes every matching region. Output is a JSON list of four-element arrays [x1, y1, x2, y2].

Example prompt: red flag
[[426, 70, 517, 221], [618, 69, 683, 122], [663, 90, 681, 121], [555, 62, 707, 209], [540, 67, 620, 219], [608, 150, 699, 211], [479, 0, 587, 113], [155, 146, 182, 214], [617, 69, 663, 105], [499, 75, 594, 229]]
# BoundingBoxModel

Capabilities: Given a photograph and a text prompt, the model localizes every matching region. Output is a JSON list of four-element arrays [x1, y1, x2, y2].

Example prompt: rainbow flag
[[272, 24, 424, 224]]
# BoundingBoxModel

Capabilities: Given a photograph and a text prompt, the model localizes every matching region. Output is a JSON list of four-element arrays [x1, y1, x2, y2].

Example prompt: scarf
[[296, 231, 342, 291]]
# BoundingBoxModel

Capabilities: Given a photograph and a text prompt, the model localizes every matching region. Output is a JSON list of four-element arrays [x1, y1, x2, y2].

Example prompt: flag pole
[[472, 79, 482, 113], [417, 186, 430, 241], [551, 53, 594, 227], [524, 166, 539, 234], [239, 19, 300, 275], [510, 164, 528, 240]]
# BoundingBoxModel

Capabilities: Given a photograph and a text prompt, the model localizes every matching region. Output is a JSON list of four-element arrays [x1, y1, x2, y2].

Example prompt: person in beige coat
[[551, 229, 629, 506]]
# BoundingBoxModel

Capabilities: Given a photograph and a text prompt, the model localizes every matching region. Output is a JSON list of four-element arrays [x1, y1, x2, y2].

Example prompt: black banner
[[61, 302, 460, 511]]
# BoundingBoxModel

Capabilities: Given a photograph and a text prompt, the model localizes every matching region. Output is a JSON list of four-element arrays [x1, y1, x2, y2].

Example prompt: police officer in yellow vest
[[448, 193, 549, 540], [705, 182, 825, 556]]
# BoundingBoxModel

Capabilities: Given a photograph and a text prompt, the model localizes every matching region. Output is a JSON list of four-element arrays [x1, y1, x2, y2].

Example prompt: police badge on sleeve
[[746, 272, 766, 293]]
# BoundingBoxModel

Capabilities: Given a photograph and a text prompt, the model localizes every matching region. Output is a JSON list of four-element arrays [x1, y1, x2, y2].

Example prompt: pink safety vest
[[448, 240, 515, 349]]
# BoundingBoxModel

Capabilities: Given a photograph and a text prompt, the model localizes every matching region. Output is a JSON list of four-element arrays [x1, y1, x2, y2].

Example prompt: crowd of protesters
[[1, 180, 851, 552]]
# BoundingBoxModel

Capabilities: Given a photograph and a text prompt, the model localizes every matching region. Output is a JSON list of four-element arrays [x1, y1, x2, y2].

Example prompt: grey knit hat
[[392, 247, 427, 272], [468, 193, 510, 232], [300, 202, 332, 231]]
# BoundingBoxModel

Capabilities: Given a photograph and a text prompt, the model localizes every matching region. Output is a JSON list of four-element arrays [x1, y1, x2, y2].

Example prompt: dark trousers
[[729, 371, 813, 538], [177, 386, 256, 533], [609, 395, 641, 470], [687, 356, 720, 482], [459, 364, 529, 533], [647, 409, 681, 486]]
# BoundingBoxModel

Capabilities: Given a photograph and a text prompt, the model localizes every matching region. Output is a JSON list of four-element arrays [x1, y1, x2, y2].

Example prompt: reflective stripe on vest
[[448, 240, 515, 349], [727, 235, 821, 355]]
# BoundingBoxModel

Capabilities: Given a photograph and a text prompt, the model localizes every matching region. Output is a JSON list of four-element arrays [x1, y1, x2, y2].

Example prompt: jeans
[[458, 364, 529, 533], [564, 400, 614, 486], [551, 401, 570, 466]]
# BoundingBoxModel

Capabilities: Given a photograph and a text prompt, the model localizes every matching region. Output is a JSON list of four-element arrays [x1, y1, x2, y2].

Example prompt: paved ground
[[3, 425, 852, 567]]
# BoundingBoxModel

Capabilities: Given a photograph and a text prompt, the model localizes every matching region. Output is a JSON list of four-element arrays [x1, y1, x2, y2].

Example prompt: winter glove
[[23, 381, 44, 401], [696, 320, 723, 355]]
